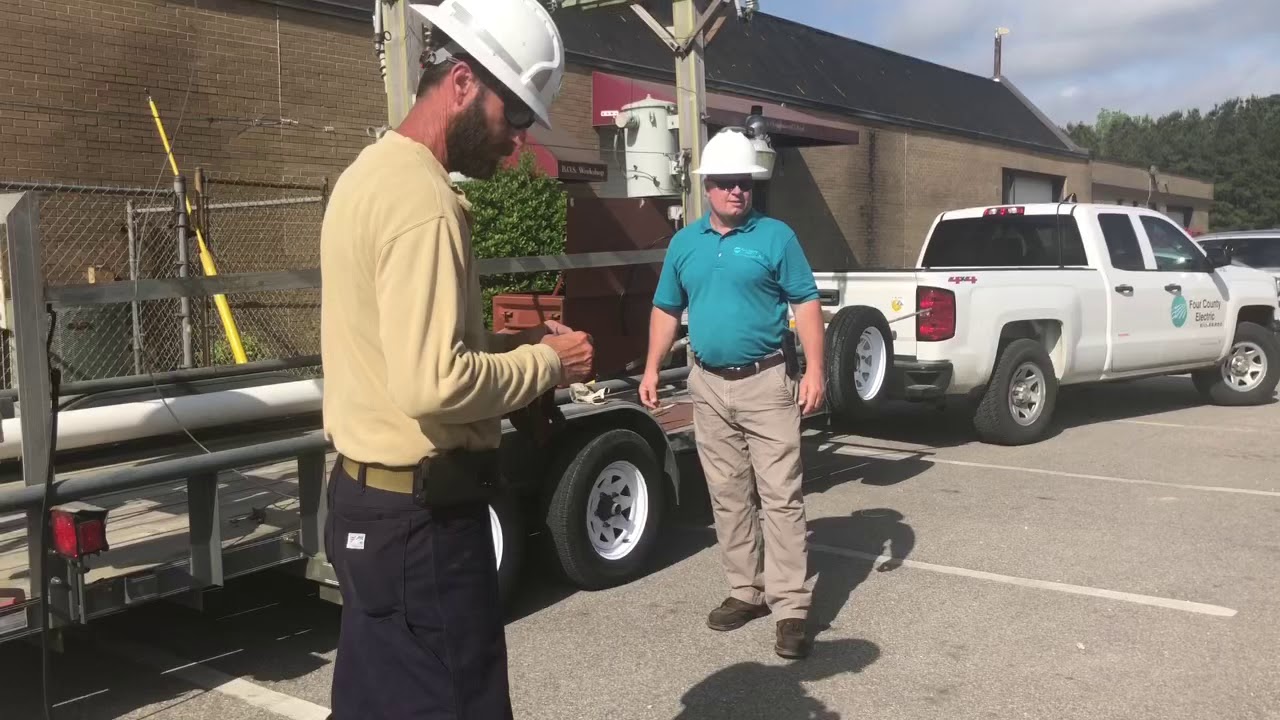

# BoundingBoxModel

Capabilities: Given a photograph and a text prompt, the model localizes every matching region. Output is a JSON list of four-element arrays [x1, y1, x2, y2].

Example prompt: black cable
[[38, 303, 62, 720]]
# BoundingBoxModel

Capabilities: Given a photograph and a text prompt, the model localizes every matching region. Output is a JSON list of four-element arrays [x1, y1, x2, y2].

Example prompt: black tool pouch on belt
[[782, 329, 801, 376], [412, 449, 501, 508]]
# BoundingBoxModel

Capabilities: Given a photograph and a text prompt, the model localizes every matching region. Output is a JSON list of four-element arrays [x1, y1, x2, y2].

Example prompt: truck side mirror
[[1204, 245, 1233, 270]]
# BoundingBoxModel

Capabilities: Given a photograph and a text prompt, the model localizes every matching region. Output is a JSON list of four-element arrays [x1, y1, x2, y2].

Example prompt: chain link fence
[[0, 176, 327, 388]]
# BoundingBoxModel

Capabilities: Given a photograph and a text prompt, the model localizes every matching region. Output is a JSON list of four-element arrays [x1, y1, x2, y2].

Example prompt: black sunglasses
[[708, 177, 754, 191], [457, 56, 536, 130]]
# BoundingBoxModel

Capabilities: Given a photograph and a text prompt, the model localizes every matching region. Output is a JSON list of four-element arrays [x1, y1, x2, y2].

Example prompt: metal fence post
[[1, 191, 56, 633], [174, 176, 195, 369], [126, 200, 143, 375]]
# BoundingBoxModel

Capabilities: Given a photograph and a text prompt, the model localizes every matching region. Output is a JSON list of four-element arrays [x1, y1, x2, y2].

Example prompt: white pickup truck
[[816, 202, 1280, 445]]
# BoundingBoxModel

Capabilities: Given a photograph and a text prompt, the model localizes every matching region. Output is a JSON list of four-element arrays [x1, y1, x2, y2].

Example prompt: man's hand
[[541, 331, 594, 384], [798, 371, 825, 416], [639, 370, 660, 409], [542, 319, 573, 336]]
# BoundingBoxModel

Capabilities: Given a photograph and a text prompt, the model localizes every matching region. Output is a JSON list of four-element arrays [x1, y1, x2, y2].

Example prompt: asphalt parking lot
[[3, 375, 1279, 719]]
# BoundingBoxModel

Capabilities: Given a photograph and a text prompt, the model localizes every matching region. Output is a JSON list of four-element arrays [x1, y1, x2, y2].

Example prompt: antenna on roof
[[994, 27, 1010, 78]]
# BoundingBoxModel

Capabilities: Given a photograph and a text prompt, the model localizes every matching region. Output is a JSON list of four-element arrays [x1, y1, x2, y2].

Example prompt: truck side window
[[1141, 216, 1205, 272], [1098, 214, 1145, 271]]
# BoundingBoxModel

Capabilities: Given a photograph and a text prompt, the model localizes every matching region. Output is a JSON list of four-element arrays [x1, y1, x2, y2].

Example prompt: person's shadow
[[672, 638, 881, 719], [807, 509, 915, 634]]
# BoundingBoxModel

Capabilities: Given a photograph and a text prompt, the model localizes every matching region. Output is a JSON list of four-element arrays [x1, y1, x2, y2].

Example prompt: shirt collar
[[697, 209, 761, 236], [385, 130, 473, 212]]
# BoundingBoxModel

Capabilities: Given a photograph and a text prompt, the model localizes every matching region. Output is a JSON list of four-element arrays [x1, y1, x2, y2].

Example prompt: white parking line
[[813, 442, 1280, 498], [101, 639, 331, 720], [809, 543, 1237, 618], [1116, 419, 1280, 435]]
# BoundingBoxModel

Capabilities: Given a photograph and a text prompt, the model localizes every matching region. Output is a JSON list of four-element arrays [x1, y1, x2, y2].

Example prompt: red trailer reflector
[[50, 502, 110, 560]]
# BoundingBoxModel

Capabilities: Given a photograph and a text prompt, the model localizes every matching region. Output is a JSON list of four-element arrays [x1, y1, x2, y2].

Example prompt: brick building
[[0, 0, 1213, 272]]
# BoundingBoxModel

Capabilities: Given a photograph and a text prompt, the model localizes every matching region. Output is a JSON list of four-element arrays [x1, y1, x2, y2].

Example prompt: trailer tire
[[489, 496, 523, 605], [825, 305, 894, 422], [1191, 321, 1280, 406], [544, 429, 664, 590], [973, 338, 1058, 445]]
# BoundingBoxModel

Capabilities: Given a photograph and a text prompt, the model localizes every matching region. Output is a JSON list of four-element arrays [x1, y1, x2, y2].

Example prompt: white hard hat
[[411, 0, 565, 129], [691, 128, 768, 177]]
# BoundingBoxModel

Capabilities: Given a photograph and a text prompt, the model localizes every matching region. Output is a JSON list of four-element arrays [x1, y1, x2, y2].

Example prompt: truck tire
[[974, 338, 1058, 445], [489, 496, 523, 605], [824, 305, 894, 422], [544, 429, 665, 590], [1191, 321, 1280, 406]]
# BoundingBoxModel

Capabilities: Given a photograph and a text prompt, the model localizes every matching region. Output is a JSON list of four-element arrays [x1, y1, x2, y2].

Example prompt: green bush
[[459, 152, 567, 328], [210, 333, 264, 366]]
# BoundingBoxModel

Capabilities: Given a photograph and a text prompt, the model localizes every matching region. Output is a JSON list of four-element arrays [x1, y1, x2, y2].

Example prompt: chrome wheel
[[1222, 341, 1267, 393], [1008, 362, 1046, 426]]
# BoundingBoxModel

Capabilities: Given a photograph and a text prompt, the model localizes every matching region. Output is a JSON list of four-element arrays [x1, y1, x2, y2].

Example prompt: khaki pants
[[688, 361, 811, 621]]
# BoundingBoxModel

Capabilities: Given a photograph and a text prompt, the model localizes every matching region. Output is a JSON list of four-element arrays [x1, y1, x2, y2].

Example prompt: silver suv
[[1195, 230, 1280, 294]]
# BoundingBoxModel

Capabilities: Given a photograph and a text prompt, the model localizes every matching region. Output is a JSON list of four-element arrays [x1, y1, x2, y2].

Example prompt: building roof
[[554, 5, 1084, 157], [280, 0, 1081, 156]]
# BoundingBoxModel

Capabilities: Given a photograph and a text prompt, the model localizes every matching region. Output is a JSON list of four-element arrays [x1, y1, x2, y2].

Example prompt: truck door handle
[[1164, 283, 1182, 294], [1114, 284, 1133, 295]]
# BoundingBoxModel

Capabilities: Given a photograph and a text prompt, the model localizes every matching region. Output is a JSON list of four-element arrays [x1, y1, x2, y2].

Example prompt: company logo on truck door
[[1170, 296, 1188, 327], [1190, 298, 1224, 328]]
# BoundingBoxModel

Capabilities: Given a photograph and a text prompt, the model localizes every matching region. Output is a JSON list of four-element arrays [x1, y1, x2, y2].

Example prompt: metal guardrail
[[0, 431, 329, 514], [44, 250, 671, 307]]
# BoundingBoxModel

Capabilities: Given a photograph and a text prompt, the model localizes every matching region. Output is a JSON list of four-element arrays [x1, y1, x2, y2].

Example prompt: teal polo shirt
[[653, 210, 819, 368]]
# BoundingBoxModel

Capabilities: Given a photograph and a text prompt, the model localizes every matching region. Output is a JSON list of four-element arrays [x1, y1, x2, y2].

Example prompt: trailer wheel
[[544, 429, 664, 590], [973, 338, 1058, 445], [1191, 321, 1280, 406], [489, 496, 523, 604], [825, 305, 894, 422]]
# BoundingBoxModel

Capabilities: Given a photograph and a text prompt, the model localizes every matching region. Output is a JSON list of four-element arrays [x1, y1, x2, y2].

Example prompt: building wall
[[0, 0, 384, 186]]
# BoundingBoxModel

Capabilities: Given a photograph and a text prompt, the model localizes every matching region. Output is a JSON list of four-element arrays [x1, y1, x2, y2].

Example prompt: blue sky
[[768, 0, 1280, 126]]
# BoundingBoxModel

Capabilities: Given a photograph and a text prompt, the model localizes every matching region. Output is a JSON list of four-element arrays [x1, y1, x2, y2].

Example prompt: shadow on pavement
[[817, 375, 1261, 448], [807, 509, 915, 635], [671, 637, 880, 720]]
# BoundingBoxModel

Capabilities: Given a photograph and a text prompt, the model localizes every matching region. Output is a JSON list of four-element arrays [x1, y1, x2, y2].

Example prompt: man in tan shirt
[[319, 2, 591, 717]]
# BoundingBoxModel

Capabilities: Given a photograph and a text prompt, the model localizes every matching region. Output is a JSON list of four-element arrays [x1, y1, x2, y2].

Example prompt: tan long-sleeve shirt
[[320, 130, 563, 465]]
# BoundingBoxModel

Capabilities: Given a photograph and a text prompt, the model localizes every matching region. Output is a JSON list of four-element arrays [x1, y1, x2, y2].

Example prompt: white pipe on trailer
[[0, 379, 324, 461]]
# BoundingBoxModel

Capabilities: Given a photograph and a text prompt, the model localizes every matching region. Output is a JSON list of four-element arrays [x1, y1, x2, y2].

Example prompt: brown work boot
[[774, 618, 810, 659], [706, 597, 770, 631]]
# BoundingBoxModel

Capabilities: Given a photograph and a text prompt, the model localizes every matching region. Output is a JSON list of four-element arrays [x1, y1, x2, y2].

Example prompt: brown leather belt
[[695, 351, 785, 380], [341, 456, 416, 494]]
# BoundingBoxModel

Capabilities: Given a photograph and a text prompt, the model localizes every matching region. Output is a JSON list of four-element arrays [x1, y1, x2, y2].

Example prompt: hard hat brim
[[691, 164, 769, 176]]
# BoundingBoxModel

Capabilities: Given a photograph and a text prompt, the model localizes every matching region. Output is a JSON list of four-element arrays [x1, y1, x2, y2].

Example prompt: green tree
[[459, 152, 567, 327], [1065, 95, 1280, 231]]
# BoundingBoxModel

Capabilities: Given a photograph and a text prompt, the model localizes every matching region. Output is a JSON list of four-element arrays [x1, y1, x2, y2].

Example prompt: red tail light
[[984, 206, 1024, 216], [50, 503, 109, 560], [917, 287, 956, 341]]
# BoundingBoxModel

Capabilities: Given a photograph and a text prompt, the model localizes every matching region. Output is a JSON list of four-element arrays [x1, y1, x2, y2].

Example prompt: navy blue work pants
[[324, 460, 513, 719]]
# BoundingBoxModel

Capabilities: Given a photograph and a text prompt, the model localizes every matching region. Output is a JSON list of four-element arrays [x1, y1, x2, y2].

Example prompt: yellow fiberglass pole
[[146, 92, 249, 364]]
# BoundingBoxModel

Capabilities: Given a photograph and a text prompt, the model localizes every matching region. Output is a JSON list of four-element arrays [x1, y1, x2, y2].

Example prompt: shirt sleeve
[[652, 244, 687, 312], [375, 216, 563, 424], [778, 231, 820, 303]]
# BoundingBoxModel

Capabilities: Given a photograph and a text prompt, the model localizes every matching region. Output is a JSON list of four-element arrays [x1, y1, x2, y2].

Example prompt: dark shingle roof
[[278, 1, 1079, 155], [555, 5, 1081, 156]]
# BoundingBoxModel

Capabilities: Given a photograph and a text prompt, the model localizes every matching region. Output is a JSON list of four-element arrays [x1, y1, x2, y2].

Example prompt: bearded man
[[318, 1, 593, 717]]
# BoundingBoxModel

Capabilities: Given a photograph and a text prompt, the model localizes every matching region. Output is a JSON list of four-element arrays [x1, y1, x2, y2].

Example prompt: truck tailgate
[[812, 271, 921, 357]]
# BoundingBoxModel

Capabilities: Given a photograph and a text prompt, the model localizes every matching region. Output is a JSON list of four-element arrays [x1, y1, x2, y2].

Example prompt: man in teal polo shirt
[[640, 128, 826, 659]]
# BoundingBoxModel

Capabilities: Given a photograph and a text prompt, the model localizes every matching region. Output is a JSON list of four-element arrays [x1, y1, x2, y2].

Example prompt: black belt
[[340, 449, 499, 506], [695, 351, 785, 380]]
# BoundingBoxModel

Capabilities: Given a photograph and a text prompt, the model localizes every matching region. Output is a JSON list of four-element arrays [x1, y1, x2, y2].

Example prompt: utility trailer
[[0, 189, 699, 645]]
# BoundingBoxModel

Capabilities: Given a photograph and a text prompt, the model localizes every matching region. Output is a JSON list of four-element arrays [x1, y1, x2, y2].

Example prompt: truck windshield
[[922, 215, 1088, 268]]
